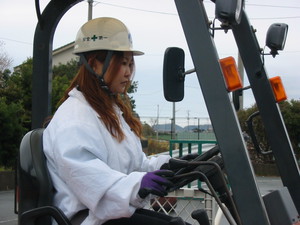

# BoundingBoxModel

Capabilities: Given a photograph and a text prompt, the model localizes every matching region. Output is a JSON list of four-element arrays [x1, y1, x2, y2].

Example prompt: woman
[[43, 17, 188, 225]]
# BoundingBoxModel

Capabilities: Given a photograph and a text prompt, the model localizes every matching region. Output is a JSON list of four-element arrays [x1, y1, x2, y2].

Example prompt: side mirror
[[232, 89, 242, 111], [266, 23, 288, 57], [163, 47, 185, 102]]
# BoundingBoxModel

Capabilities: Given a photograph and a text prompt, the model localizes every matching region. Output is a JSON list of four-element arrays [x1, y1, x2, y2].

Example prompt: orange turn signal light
[[269, 76, 287, 102], [220, 56, 243, 92]]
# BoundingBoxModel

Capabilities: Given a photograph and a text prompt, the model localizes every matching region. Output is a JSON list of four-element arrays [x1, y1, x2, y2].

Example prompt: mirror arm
[[183, 68, 196, 75], [241, 85, 251, 91], [178, 68, 195, 82]]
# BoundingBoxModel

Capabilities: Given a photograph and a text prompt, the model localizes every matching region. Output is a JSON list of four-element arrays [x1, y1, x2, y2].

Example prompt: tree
[[6, 59, 33, 130], [127, 80, 138, 111], [279, 100, 300, 158], [0, 58, 32, 168], [142, 122, 156, 137], [0, 41, 13, 92], [237, 100, 300, 163], [52, 59, 79, 80], [0, 69, 11, 88], [52, 60, 79, 112], [0, 97, 25, 168], [0, 41, 13, 73]]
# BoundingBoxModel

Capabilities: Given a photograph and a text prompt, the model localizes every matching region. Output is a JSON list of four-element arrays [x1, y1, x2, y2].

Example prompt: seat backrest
[[17, 128, 54, 224]]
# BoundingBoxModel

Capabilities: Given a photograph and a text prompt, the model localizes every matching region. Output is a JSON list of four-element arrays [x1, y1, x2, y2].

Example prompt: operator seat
[[16, 128, 71, 225]]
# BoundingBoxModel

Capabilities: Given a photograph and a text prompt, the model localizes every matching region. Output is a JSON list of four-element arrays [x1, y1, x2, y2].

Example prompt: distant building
[[52, 42, 78, 66], [13, 42, 77, 71]]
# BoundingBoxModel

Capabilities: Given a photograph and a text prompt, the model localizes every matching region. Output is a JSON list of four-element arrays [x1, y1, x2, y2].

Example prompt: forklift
[[16, 0, 300, 225]]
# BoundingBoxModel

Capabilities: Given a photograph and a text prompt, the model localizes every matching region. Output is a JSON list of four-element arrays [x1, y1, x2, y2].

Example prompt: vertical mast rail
[[174, 0, 270, 224], [231, 10, 300, 213]]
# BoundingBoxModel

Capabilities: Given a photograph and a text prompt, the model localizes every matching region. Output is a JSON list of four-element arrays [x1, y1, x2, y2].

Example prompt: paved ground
[[0, 176, 284, 225], [0, 190, 17, 225], [218, 176, 284, 225]]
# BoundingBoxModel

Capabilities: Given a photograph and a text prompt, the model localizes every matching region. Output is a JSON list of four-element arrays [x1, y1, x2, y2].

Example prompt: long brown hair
[[59, 51, 142, 142]]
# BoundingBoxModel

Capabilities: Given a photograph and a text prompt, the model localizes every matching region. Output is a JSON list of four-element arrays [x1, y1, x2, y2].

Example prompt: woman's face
[[93, 51, 134, 94]]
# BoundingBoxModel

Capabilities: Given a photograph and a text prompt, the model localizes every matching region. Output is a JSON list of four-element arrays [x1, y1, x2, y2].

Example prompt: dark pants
[[71, 208, 190, 225], [103, 209, 190, 225]]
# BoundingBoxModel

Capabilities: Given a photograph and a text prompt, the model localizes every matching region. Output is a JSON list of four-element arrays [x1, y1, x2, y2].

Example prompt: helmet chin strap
[[79, 51, 114, 94]]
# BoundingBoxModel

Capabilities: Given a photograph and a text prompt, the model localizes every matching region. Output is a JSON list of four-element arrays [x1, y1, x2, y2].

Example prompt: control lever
[[168, 145, 220, 174], [172, 170, 237, 225], [192, 145, 220, 161], [168, 158, 242, 225], [191, 209, 210, 225], [168, 155, 223, 191], [169, 158, 189, 170]]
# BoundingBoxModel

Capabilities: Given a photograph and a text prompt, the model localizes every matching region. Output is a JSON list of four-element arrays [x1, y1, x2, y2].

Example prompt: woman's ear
[[87, 57, 94, 66], [92, 59, 104, 75], [92, 64, 97, 71]]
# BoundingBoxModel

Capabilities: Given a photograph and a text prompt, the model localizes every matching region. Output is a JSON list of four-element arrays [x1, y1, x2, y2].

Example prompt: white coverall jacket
[[43, 88, 170, 225]]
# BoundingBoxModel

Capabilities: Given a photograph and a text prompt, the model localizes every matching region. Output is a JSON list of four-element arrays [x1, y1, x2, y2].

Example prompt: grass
[[0, 166, 13, 171]]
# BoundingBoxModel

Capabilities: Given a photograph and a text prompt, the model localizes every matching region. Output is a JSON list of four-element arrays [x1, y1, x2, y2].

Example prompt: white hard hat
[[73, 17, 144, 56]]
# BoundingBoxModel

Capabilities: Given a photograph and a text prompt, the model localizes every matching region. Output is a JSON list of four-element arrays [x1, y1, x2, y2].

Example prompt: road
[[0, 190, 17, 225], [217, 176, 284, 225], [0, 177, 283, 225]]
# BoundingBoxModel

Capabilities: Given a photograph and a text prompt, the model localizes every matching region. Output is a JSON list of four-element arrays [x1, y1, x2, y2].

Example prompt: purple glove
[[138, 170, 174, 199]]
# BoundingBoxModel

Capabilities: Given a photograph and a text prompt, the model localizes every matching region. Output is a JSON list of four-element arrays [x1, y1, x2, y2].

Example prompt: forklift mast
[[173, 1, 300, 224], [32, 1, 300, 224]]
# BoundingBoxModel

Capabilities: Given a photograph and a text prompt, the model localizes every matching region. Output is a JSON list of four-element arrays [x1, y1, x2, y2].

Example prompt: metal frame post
[[32, 0, 82, 129], [231, 10, 300, 213], [174, 0, 270, 224]]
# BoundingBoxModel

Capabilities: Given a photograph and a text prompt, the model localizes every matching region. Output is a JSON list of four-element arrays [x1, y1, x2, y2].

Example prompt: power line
[[251, 16, 300, 20], [201, 0, 300, 9], [93, 1, 176, 16], [0, 37, 32, 45], [280, 50, 300, 54], [4, 1, 299, 49], [91, 1, 300, 20], [246, 3, 300, 9]]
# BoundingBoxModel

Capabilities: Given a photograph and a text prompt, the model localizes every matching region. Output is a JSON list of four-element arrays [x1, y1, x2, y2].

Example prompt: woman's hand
[[138, 170, 174, 199]]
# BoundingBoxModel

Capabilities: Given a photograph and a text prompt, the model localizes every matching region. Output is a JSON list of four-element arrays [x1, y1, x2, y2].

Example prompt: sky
[[1, 0, 300, 125]]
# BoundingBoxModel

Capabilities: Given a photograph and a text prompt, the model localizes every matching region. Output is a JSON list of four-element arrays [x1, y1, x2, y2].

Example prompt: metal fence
[[177, 132, 216, 141], [140, 117, 213, 135]]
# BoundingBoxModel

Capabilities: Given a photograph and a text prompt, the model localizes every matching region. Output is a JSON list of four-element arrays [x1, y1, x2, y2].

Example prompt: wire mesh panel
[[145, 188, 217, 225]]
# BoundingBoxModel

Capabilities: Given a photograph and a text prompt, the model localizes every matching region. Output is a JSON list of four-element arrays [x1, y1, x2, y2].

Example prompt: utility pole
[[156, 105, 159, 140], [171, 102, 176, 139], [237, 54, 244, 109], [187, 110, 190, 133], [196, 117, 200, 140], [87, 0, 93, 21]]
